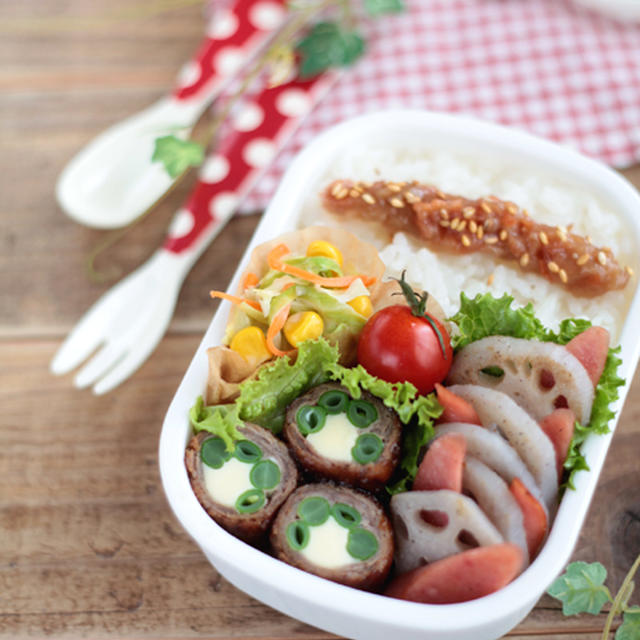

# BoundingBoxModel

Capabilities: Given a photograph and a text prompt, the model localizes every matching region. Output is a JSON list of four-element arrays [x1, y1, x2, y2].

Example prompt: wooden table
[[2, 2, 639, 638]]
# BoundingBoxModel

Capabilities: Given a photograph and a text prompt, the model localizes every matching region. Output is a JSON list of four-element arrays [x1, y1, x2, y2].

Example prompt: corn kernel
[[230, 326, 271, 365], [306, 241, 343, 267], [284, 311, 324, 347], [347, 295, 373, 317]]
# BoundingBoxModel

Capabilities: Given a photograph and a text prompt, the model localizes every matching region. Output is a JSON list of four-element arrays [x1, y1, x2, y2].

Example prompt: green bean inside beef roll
[[284, 383, 402, 490], [270, 483, 394, 590], [185, 423, 298, 543]]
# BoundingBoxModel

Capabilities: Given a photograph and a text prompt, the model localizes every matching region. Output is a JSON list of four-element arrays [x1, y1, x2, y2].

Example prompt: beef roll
[[284, 383, 402, 490], [270, 483, 394, 590], [185, 423, 298, 543]]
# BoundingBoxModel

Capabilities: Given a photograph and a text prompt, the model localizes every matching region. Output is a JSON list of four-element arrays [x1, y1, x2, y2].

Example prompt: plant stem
[[601, 553, 640, 639]]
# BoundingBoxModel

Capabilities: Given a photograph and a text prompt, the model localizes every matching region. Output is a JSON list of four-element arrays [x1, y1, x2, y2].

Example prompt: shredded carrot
[[210, 290, 261, 311], [266, 301, 294, 357], [282, 282, 296, 290], [242, 272, 259, 290], [267, 244, 290, 270], [266, 243, 377, 289]]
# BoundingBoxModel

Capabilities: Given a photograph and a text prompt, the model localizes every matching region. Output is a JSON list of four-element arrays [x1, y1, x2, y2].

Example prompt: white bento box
[[159, 110, 640, 640]]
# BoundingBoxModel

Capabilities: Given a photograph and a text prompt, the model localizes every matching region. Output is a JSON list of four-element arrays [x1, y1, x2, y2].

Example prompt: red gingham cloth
[[241, 0, 640, 212]]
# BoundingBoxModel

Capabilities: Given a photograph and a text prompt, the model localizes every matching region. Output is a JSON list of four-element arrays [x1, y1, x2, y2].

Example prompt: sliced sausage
[[284, 383, 402, 490], [390, 489, 503, 574], [270, 483, 393, 590], [540, 408, 576, 480], [185, 424, 298, 543], [385, 543, 525, 604], [565, 326, 610, 387], [413, 432, 466, 492], [435, 383, 481, 425], [510, 478, 548, 559]]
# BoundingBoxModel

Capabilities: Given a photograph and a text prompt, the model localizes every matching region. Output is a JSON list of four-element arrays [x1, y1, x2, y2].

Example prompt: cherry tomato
[[357, 305, 453, 395]]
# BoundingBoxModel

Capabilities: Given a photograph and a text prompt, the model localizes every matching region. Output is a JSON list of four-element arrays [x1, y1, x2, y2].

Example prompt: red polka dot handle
[[163, 69, 338, 262], [173, 0, 288, 103]]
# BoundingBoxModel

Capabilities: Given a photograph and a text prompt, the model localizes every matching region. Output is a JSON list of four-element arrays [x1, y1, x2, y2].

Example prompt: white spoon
[[56, 0, 287, 229]]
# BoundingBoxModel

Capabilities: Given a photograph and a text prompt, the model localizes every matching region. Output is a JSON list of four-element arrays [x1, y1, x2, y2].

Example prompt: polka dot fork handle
[[163, 70, 338, 256]]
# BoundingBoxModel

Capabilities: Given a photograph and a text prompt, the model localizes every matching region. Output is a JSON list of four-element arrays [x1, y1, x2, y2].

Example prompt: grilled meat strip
[[322, 180, 631, 298]]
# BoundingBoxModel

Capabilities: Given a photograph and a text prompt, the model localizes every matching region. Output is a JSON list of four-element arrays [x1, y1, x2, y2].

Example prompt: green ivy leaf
[[152, 134, 205, 178], [296, 21, 365, 78], [340, 30, 366, 64], [616, 607, 640, 640], [364, 0, 404, 15], [547, 561, 612, 616]]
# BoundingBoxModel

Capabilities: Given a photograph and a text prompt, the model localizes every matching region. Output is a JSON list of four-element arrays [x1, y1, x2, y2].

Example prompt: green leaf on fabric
[[363, 0, 405, 15], [547, 561, 612, 615], [296, 21, 365, 78], [152, 134, 205, 178]]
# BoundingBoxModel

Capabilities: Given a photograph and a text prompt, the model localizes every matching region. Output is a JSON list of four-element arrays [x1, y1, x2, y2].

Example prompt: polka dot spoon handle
[[172, 0, 288, 103], [163, 71, 338, 260]]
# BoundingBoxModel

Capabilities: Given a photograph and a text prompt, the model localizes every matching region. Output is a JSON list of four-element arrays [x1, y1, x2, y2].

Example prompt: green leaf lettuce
[[189, 337, 441, 486]]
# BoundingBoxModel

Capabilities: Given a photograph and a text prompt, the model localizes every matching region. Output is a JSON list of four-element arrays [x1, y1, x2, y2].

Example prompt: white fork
[[51, 249, 201, 394], [50, 70, 337, 394]]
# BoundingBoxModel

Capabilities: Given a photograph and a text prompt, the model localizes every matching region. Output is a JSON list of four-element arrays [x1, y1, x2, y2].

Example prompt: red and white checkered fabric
[[241, 0, 640, 212]]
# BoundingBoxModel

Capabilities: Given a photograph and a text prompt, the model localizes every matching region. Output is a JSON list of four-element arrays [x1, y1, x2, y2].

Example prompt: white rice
[[298, 147, 637, 342]]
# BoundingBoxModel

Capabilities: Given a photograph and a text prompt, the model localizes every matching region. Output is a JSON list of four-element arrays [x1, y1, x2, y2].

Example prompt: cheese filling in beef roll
[[284, 383, 402, 490], [185, 423, 298, 543], [270, 483, 394, 590]]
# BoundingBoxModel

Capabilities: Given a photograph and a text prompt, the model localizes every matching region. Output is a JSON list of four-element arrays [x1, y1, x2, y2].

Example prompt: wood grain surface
[[2, 2, 640, 639]]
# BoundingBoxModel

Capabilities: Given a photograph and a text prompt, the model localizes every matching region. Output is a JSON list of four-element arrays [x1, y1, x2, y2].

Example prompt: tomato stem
[[392, 271, 448, 359]]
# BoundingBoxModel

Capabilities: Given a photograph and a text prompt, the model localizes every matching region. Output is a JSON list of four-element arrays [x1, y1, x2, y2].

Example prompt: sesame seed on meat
[[322, 179, 631, 297]]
